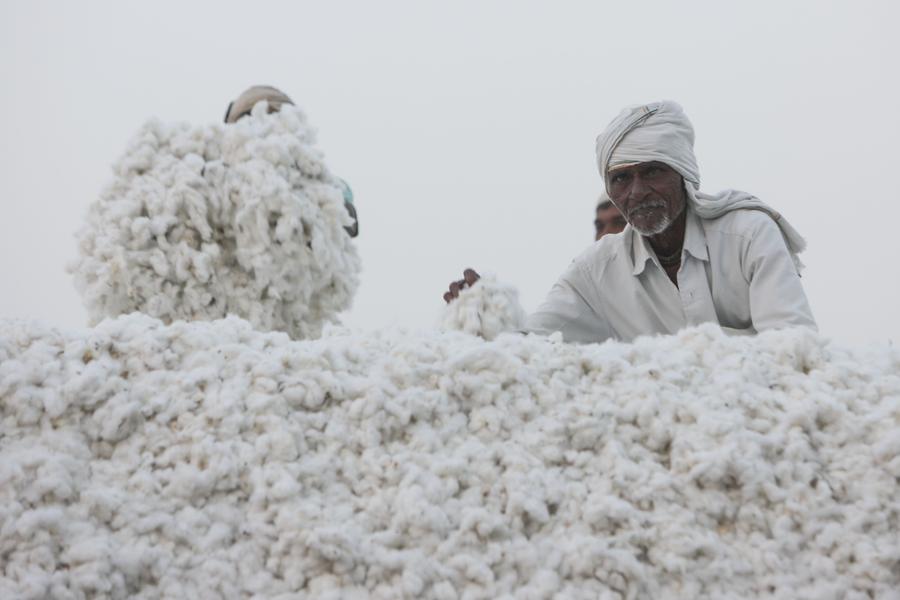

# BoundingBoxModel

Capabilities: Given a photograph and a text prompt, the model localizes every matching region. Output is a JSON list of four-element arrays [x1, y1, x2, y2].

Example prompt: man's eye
[[611, 174, 626, 184]]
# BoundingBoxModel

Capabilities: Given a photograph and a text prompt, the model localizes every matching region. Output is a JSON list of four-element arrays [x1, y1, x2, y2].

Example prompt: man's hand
[[443, 268, 480, 303]]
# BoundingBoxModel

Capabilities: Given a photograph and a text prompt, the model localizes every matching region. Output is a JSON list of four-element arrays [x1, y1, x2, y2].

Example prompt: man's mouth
[[627, 202, 666, 220]]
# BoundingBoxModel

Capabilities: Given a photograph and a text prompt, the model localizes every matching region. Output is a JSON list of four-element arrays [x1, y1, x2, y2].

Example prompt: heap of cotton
[[1, 316, 899, 599], [69, 102, 360, 340], [439, 274, 526, 340]]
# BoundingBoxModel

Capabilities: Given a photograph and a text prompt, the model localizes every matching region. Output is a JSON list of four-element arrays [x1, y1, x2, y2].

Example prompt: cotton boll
[[440, 275, 527, 341], [70, 104, 360, 340]]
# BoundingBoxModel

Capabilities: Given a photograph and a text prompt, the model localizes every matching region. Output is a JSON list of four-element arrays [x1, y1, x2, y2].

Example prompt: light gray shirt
[[525, 207, 816, 343]]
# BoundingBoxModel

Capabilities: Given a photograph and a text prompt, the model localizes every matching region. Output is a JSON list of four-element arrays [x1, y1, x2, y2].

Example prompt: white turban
[[595, 101, 806, 268]]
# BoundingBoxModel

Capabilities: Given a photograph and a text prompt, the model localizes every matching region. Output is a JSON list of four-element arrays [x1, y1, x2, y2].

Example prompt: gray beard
[[632, 213, 674, 236], [630, 202, 686, 237]]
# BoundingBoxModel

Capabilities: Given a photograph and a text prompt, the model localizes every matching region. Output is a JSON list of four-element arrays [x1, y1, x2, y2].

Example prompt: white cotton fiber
[[439, 275, 526, 340], [69, 102, 360, 340], [2, 315, 899, 599]]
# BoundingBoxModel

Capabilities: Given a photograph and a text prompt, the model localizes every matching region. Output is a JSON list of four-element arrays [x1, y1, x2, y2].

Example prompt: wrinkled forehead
[[606, 160, 674, 176], [607, 161, 642, 174]]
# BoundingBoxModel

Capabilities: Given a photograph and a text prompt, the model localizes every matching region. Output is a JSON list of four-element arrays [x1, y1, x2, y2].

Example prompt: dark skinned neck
[[647, 207, 687, 259], [645, 208, 687, 287]]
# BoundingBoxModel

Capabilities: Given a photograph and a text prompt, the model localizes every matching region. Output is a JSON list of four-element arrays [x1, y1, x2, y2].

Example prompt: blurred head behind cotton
[[224, 85, 359, 238], [224, 85, 295, 123]]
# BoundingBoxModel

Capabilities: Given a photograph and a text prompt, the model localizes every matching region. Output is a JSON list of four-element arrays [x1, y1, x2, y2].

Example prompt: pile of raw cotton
[[68, 102, 360, 340], [439, 275, 527, 341], [1, 315, 898, 599]]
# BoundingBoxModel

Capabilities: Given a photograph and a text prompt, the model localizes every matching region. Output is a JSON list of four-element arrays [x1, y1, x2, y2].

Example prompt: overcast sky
[[2, 0, 898, 346]]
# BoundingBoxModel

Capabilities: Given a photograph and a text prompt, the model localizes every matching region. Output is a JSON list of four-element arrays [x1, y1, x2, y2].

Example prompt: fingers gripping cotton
[[68, 103, 361, 340], [1, 316, 899, 599], [440, 275, 527, 340]]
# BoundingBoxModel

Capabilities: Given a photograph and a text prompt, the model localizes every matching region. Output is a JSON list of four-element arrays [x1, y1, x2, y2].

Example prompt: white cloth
[[594, 101, 807, 269], [524, 207, 816, 343]]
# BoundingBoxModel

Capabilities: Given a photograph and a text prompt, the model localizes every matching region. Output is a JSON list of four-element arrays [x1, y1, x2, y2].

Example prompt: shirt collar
[[630, 206, 709, 276]]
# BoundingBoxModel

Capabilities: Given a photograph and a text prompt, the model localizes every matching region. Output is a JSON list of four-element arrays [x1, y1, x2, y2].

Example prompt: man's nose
[[628, 174, 650, 199]]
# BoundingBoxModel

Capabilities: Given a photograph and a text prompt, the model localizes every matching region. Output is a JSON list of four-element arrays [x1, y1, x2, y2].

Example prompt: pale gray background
[[2, 0, 898, 345]]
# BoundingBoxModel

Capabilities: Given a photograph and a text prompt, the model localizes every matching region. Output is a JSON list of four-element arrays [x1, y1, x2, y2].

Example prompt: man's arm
[[742, 214, 817, 332], [524, 260, 614, 343], [443, 261, 613, 343]]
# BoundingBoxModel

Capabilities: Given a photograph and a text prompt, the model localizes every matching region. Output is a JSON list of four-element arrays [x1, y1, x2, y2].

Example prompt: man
[[445, 101, 816, 342], [594, 192, 627, 241]]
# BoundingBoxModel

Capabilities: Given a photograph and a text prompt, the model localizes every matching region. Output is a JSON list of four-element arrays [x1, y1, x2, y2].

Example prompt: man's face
[[606, 161, 686, 236], [594, 203, 626, 241]]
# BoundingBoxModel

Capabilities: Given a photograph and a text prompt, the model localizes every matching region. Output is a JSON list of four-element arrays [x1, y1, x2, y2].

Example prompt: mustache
[[625, 201, 667, 220]]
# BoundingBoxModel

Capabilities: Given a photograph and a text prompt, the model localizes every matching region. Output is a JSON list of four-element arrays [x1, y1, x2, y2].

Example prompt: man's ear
[[223, 101, 234, 123]]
